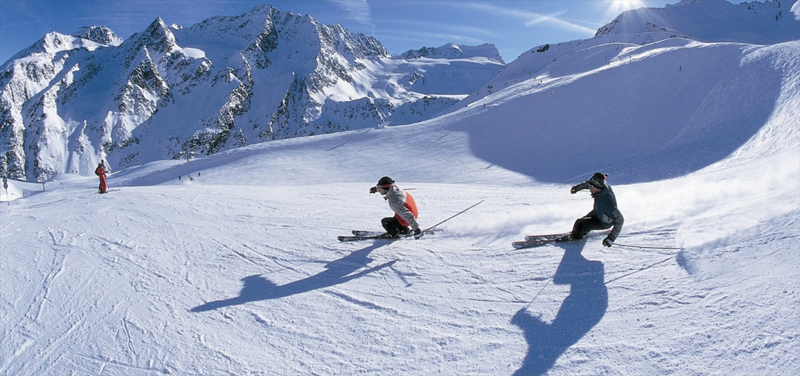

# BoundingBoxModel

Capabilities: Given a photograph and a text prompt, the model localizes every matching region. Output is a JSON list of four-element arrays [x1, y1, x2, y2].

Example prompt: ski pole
[[422, 200, 484, 233], [614, 243, 683, 250], [605, 255, 674, 284]]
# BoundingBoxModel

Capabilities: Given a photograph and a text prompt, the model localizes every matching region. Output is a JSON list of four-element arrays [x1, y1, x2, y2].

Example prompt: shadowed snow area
[[449, 38, 788, 184]]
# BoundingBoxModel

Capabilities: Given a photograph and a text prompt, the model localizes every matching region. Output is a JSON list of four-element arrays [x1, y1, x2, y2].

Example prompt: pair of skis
[[337, 230, 421, 242]]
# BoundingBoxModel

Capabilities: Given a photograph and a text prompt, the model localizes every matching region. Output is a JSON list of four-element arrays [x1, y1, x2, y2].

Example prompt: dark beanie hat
[[588, 172, 607, 188], [377, 176, 394, 188]]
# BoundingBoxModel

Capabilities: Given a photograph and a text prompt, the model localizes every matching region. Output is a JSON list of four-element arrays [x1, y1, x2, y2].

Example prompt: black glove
[[413, 229, 423, 239], [603, 237, 614, 247], [571, 182, 589, 194], [369, 186, 378, 194]]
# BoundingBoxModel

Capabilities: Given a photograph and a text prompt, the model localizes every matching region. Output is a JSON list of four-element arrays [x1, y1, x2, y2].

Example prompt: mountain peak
[[400, 43, 504, 63], [3, 27, 121, 63], [248, 3, 276, 14], [141, 17, 175, 43], [71, 26, 123, 46], [122, 17, 177, 57]]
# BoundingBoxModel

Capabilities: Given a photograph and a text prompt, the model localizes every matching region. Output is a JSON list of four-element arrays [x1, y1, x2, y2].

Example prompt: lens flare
[[606, 0, 647, 19]]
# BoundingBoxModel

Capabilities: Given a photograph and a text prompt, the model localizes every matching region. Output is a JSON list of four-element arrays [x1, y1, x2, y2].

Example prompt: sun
[[605, 0, 647, 18]]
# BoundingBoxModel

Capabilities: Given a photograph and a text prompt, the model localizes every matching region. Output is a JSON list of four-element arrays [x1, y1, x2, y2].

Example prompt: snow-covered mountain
[[454, 0, 799, 183], [596, 0, 800, 44], [0, 4, 504, 181], [1, 1, 799, 375]]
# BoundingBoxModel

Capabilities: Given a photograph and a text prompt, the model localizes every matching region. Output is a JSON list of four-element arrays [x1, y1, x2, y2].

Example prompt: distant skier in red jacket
[[95, 161, 108, 194]]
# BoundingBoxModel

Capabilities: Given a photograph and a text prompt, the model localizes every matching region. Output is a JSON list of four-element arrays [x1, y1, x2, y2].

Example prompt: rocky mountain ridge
[[0, 4, 503, 181]]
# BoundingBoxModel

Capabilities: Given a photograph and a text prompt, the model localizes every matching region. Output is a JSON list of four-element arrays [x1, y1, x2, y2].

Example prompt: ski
[[338, 235, 387, 242], [512, 240, 552, 249], [513, 232, 572, 249], [352, 230, 385, 237], [344, 229, 435, 241], [512, 238, 565, 249], [339, 229, 427, 242], [524, 232, 571, 242], [338, 233, 411, 242]]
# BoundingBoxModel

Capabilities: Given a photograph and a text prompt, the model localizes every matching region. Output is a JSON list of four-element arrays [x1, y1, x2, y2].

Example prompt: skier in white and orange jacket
[[370, 176, 422, 239]]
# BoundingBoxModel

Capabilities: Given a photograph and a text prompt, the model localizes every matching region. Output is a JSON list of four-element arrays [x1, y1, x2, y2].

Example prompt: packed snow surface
[[2, 30, 799, 376]]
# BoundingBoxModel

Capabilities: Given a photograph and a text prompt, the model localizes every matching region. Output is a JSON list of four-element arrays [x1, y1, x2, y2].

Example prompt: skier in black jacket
[[568, 172, 624, 247]]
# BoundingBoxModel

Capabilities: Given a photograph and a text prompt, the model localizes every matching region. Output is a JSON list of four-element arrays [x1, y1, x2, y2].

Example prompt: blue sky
[[0, 0, 748, 64]]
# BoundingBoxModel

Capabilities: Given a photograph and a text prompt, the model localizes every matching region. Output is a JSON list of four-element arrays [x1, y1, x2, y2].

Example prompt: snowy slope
[[452, 37, 798, 184], [2, 3, 800, 376]]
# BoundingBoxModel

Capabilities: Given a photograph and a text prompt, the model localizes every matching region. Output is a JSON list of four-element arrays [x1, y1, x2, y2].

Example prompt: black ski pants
[[571, 215, 606, 240], [381, 217, 410, 237]]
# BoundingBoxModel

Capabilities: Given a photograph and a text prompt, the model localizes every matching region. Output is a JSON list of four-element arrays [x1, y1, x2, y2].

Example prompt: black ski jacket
[[590, 185, 624, 241]]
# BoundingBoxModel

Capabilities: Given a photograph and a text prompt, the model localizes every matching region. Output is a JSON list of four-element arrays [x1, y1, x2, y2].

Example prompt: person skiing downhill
[[369, 176, 422, 239], [567, 172, 624, 247], [95, 161, 108, 194]]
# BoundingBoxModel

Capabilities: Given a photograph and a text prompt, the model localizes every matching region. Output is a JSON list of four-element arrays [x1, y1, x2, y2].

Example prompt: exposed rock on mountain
[[0, 5, 503, 181]]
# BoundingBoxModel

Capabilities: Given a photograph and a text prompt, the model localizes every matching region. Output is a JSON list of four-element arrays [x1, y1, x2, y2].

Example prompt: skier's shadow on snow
[[191, 244, 394, 312], [512, 240, 608, 376]]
